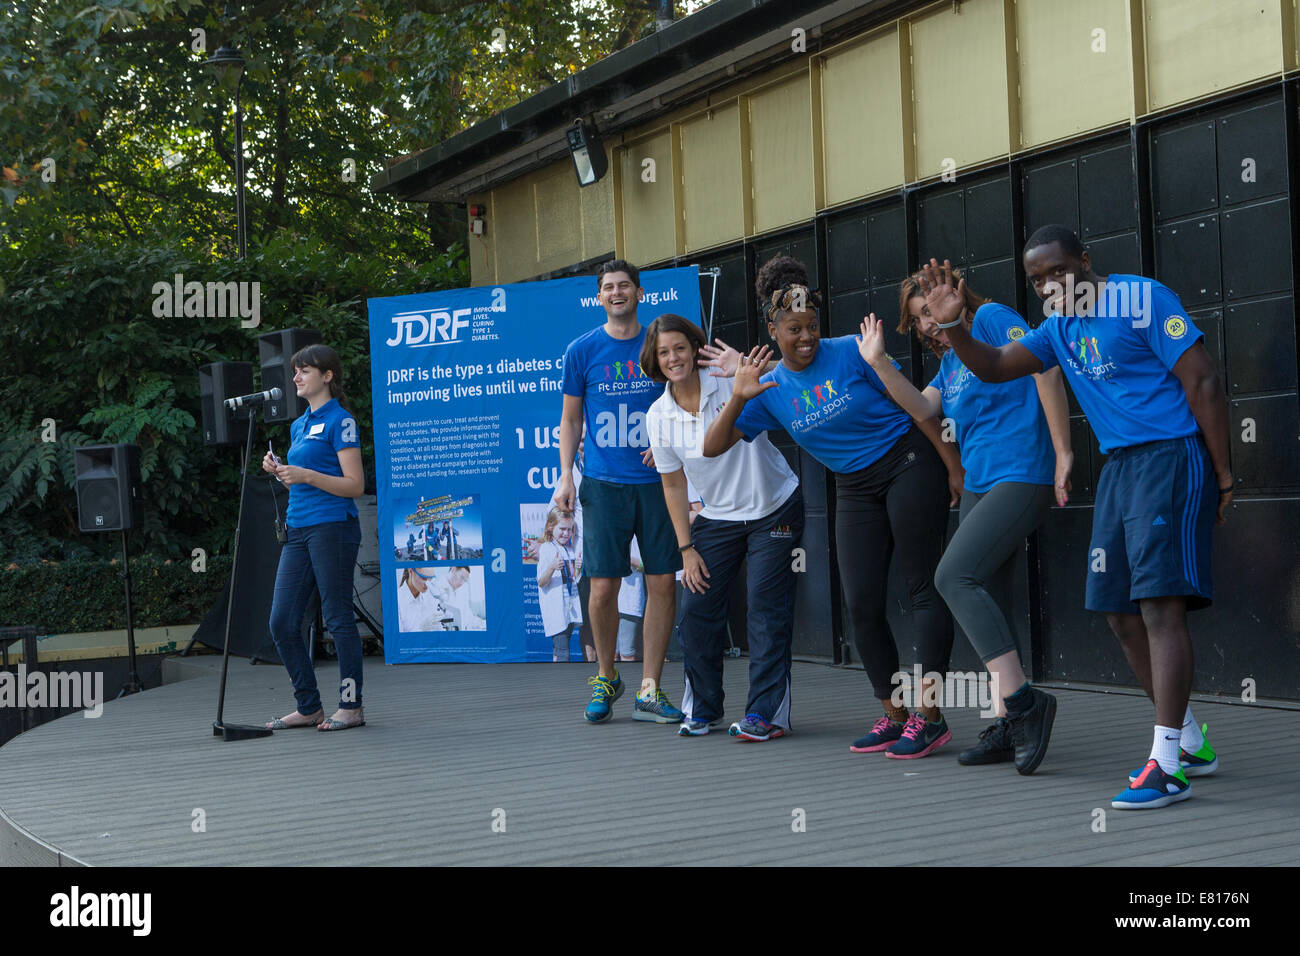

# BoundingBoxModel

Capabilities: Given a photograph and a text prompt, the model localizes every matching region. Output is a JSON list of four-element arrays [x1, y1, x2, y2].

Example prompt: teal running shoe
[[584, 672, 623, 723]]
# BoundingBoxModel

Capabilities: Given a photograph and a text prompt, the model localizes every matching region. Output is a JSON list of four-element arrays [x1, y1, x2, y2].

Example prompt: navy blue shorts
[[1086, 435, 1216, 614], [578, 474, 682, 578]]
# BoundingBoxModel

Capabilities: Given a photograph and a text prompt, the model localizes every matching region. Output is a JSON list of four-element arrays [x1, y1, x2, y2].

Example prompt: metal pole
[[234, 77, 247, 260]]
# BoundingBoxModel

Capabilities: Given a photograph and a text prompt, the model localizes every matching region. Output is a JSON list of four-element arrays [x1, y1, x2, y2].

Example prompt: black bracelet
[[1219, 485, 1234, 496], [678, 543, 694, 552]]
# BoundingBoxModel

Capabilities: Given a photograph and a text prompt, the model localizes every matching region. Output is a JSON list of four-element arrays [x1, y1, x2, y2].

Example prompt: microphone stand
[[212, 400, 274, 741]]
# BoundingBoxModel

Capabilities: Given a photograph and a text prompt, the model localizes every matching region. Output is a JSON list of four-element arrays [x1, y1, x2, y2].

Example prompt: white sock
[[1150, 725, 1182, 775], [638, 678, 657, 699], [1180, 707, 1204, 752]]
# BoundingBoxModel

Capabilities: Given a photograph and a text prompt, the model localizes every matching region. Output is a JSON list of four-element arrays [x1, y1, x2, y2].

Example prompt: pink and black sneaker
[[885, 712, 952, 759]]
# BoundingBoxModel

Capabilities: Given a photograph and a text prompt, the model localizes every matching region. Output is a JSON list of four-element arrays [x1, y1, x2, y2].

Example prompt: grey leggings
[[934, 482, 1054, 664]]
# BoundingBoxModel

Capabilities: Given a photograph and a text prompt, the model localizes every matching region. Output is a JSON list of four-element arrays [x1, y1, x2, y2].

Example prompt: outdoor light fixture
[[202, 45, 246, 97], [567, 118, 607, 187], [201, 45, 249, 259]]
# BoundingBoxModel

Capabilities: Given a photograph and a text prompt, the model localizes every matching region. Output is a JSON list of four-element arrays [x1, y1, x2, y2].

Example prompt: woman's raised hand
[[698, 338, 741, 377], [732, 345, 777, 400], [857, 314, 888, 366]]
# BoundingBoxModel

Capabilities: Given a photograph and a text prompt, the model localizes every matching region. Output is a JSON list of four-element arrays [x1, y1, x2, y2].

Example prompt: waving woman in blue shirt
[[262, 344, 367, 732], [859, 269, 1072, 775]]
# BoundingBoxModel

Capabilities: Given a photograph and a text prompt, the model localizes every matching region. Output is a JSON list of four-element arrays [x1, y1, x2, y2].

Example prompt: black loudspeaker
[[259, 328, 322, 422], [199, 361, 254, 446], [75, 444, 142, 533]]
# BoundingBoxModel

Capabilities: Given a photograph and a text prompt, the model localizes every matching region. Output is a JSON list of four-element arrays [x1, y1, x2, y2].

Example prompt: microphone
[[224, 387, 283, 410]]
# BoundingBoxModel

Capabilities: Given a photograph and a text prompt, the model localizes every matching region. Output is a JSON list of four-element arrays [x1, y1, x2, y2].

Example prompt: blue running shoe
[[633, 688, 684, 723], [1128, 723, 1218, 780], [728, 713, 785, 741], [1113, 759, 1191, 810], [584, 672, 623, 723]]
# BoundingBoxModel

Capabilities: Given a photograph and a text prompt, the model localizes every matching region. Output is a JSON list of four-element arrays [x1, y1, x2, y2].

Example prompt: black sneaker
[[1007, 686, 1057, 775], [958, 717, 1014, 766]]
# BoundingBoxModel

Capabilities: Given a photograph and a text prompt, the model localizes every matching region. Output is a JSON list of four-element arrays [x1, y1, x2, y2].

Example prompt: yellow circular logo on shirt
[[1164, 316, 1188, 339], [1007, 326, 1025, 341]]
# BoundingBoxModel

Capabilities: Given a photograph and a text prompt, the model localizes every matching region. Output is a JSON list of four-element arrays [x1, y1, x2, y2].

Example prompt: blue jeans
[[678, 490, 804, 727], [269, 516, 363, 714]]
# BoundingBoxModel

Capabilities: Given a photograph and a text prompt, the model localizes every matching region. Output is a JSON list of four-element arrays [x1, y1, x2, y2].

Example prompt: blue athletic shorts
[[578, 474, 682, 578], [1086, 435, 1216, 613]]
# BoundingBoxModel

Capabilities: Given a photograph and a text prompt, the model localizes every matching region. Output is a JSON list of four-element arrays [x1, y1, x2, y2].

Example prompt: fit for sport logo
[[1164, 315, 1188, 339], [1007, 325, 1026, 341], [1069, 333, 1117, 381], [788, 378, 840, 415], [790, 379, 852, 433], [602, 361, 645, 381], [386, 309, 471, 348], [769, 524, 794, 539]]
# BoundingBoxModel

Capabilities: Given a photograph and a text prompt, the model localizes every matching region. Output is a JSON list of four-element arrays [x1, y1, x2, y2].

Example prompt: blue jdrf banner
[[367, 267, 702, 662]]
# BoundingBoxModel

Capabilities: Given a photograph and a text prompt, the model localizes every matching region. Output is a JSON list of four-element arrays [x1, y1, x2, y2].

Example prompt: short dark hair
[[596, 258, 640, 290], [1025, 224, 1085, 259], [640, 313, 707, 383]]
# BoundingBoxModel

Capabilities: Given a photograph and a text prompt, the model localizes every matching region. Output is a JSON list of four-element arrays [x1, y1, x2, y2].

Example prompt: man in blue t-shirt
[[924, 225, 1232, 812], [555, 259, 684, 725]]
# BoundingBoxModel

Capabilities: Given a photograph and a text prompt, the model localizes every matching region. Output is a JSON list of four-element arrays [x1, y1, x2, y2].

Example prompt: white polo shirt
[[647, 371, 798, 522]]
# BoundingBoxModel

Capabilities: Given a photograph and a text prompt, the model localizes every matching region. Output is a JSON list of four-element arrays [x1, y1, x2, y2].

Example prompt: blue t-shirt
[[929, 303, 1055, 493], [1016, 274, 1201, 453], [561, 324, 663, 484], [285, 398, 361, 527], [734, 336, 912, 474]]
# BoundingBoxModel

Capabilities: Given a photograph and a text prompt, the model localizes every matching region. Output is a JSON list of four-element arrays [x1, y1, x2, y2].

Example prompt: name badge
[[309, 422, 326, 436]]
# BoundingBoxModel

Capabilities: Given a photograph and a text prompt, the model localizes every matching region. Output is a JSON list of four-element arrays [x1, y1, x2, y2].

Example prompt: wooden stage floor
[[0, 656, 1294, 866]]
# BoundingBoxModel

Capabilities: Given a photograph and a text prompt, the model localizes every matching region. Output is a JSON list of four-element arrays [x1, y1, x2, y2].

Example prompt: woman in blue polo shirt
[[702, 256, 961, 759], [858, 269, 1072, 775], [262, 344, 367, 732]]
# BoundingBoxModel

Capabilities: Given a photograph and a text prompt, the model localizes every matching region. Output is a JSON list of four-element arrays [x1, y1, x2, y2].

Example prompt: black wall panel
[[1216, 100, 1287, 205], [1085, 232, 1142, 276], [1220, 199, 1291, 299], [1229, 394, 1300, 490], [964, 179, 1014, 262], [826, 216, 868, 293], [917, 189, 965, 264], [867, 206, 908, 284], [1079, 145, 1137, 238], [964, 258, 1018, 312], [1153, 214, 1222, 308], [1151, 120, 1218, 220], [1023, 158, 1080, 234], [1224, 297, 1297, 394]]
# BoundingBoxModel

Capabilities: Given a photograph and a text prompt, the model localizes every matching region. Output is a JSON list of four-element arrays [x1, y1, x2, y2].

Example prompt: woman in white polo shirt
[[643, 314, 803, 741]]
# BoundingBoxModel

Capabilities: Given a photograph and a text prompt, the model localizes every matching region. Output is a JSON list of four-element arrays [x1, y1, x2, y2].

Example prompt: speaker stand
[[116, 529, 143, 697], [212, 411, 273, 742]]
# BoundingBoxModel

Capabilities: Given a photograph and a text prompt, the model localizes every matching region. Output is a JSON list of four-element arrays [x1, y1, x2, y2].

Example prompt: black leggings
[[835, 426, 953, 700]]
